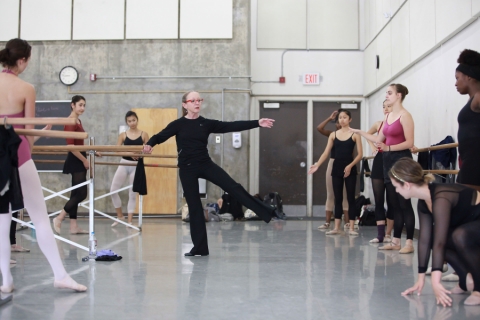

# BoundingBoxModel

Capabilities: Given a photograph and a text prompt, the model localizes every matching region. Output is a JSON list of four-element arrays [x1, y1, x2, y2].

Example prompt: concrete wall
[[6, 0, 252, 214]]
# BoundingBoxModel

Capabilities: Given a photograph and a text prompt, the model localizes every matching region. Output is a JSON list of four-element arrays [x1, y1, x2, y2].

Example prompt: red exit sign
[[303, 73, 320, 85]]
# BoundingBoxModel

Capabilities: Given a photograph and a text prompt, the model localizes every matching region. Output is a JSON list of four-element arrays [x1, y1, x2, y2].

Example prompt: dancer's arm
[[143, 121, 178, 153], [23, 83, 36, 148], [365, 122, 380, 155], [316, 111, 337, 137], [210, 118, 274, 133], [308, 133, 334, 175], [344, 133, 363, 178]]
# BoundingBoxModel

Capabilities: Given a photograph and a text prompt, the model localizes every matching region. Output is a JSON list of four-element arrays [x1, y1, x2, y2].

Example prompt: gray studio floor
[[1, 218, 479, 320]]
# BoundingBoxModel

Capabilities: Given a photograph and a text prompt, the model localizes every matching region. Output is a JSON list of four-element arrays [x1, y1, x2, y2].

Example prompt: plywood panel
[[391, 1, 410, 75], [133, 108, 178, 214], [435, 0, 472, 42], [376, 24, 392, 86], [126, 0, 178, 39], [180, 0, 232, 39], [73, 0, 124, 40], [308, 0, 358, 49], [0, 0, 19, 41], [364, 40, 377, 94], [257, 0, 306, 49], [21, 0, 71, 40], [474, 0, 480, 16], [410, 0, 435, 62]]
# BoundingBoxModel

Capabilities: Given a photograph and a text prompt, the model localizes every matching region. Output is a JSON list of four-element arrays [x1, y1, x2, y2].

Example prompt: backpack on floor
[[263, 192, 287, 220], [219, 192, 244, 220], [359, 205, 377, 226], [355, 195, 370, 218]]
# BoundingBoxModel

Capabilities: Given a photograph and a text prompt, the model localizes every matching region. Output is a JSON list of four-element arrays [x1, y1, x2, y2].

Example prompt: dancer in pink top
[[351, 84, 416, 254]]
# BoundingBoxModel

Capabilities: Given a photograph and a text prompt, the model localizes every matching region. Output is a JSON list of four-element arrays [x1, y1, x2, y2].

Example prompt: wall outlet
[[215, 136, 221, 143]]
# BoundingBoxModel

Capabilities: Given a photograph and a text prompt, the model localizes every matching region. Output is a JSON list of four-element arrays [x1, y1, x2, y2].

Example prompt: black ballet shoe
[[184, 252, 209, 257]]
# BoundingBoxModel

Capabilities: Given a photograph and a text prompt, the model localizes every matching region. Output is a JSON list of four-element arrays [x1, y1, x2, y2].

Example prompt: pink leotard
[[0, 111, 31, 166], [383, 114, 406, 146]]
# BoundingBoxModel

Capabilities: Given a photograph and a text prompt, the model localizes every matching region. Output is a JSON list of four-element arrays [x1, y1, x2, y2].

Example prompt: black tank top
[[122, 132, 143, 161], [334, 132, 356, 161], [457, 97, 480, 163]]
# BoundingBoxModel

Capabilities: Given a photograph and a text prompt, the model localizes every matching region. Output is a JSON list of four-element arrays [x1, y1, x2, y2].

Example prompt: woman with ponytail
[[0, 38, 86, 292], [390, 158, 480, 306]]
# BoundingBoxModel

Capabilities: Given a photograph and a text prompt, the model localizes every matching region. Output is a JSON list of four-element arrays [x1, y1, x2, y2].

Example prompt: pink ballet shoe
[[0, 285, 14, 293], [52, 217, 61, 235], [464, 292, 480, 306], [54, 276, 87, 292]]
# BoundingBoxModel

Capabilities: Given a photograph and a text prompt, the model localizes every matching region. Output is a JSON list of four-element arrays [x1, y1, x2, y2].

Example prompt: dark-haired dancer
[[308, 109, 363, 235], [455, 49, 480, 191], [390, 158, 480, 306], [0, 38, 86, 292], [142, 91, 275, 256], [110, 111, 149, 226], [315, 110, 350, 230], [365, 101, 393, 243], [351, 84, 415, 253], [53, 96, 97, 235]]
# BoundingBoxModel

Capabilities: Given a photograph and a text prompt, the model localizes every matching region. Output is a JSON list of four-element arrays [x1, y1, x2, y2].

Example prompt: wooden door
[[133, 108, 178, 214]]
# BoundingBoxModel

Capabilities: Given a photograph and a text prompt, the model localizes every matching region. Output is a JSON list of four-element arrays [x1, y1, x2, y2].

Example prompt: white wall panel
[[180, 0, 232, 39], [21, 0, 71, 40], [0, 0, 19, 41], [376, 24, 391, 86], [473, 0, 480, 16], [364, 40, 377, 94], [364, 0, 376, 45], [307, 0, 358, 49], [435, 0, 472, 42], [409, 0, 435, 62], [375, 0, 388, 35], [73, 0, 125, 40], [126, 0, 178, 39], [257, 0, 306, 49], [391, 1, 409, 75], [390, 0, 406, 15]]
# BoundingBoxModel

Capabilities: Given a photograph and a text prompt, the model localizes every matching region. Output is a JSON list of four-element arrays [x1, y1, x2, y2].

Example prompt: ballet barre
[[3, 117, 76, 126], [32, 151, 177, 158], [33, 145, 143, 152], [15, 129, 88, 139]]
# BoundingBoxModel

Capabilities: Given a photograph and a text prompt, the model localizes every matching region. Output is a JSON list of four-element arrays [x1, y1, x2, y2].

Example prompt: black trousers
[[63, 171, 87, 219], [179, 161, 272, 255], [332, 174, 357, 221]]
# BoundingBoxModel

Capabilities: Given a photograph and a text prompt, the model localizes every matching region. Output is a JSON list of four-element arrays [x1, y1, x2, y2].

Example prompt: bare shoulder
[[400, 110, 414, 123], [471, 93, 480, 112]]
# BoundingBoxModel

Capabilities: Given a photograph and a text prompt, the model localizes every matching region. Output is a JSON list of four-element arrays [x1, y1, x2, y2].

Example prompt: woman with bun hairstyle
[[0, 38, 86, 292], [391, 158, 480, 306], [350, 84, 415, 254], [455, 49, 480, 191]]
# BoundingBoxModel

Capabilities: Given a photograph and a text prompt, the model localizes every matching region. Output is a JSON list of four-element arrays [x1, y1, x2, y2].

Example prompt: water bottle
[[88, 232, 97, 258]]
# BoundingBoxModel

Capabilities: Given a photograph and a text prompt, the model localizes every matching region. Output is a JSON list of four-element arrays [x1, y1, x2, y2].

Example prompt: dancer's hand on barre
[[143, 145, 153, 154], [42, 124, 52, 131], [410, 145, 419, 154], [83, 159, 90, 170], [95, 151, 102, 157], [402, 274, 425, 296], [259, 118, 275, 128]]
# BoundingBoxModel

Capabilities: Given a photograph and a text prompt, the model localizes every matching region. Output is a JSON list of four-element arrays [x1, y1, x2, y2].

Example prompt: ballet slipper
[[54, 276, 87, 292], [326, 229, 341, 235], [399, 245, 414, 254], [348, 230, 359, 236], [369, 238, 381, 243], [70, 228, 89, 235], [0, 285, 14, 293], [10, 259, 16, 264], [464, 292, 480, 306], [379, 242, 401, 250], [52, 217, 61, 235], [111, 217, 125, 227], [383, 235, 392, 243], [451, 285, 468, 294], [11, 244, 30, 252], [317, 223, 330, 230]]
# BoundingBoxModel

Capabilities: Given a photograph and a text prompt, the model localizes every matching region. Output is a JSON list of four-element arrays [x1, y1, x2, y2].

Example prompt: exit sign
[[303, 73, 320, 85]]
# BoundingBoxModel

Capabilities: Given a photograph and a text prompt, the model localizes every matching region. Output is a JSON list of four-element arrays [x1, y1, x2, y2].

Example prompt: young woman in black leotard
[[308, 109, 363, 235], [365, 100, 394, 243], [142, 91, 275, 256], [391, 158, 480, 306], [110, 111, 149, 227], [455, 49, 480, 191]]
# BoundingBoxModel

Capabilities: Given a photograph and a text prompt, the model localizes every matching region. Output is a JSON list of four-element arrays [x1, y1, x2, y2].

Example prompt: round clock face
[[59, 66, 79, 86]]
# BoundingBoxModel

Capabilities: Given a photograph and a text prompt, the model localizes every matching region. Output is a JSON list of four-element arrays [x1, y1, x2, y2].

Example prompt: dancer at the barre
[[392, 158, 480, 306], [0, 38, 86, 292], [455, 49, 480, 192], [315, 110, 350, 230], [350, 84, 415, 254], [142, 91, 275, 256], [110, 111, 149, 227], [365, 100, 394, 243], [308, 109, 363, 235], [53, 95, 95, 235]]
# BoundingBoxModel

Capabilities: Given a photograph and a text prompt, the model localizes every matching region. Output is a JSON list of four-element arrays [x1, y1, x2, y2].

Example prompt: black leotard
[[331, 132, 356, 177], [122, 132, 143, 161], [457, 96, 480, 185]]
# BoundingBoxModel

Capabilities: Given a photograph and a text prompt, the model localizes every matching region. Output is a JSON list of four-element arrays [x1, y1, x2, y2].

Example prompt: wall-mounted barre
[[33, 145, 143, 152], [3, 117, 76, 126], [15, 129, 88, 139]]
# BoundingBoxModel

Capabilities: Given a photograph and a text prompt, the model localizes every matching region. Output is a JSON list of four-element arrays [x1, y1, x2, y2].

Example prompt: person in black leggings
[[365, 100, 393, 243], [392, 158, 480, 306], [143, 91, 275, 256], [309, 109, 363, 235]]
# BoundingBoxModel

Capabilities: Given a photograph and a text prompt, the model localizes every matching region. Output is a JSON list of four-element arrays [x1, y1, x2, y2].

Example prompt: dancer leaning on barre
[[315, 110, 350, 230], [53, 95, 100, 235], [142, 91, 275, 257], [350, 84, 416, 254], [308, 109, 363, 235], [391, 158, 480, 306], [455, 49, 480, 192], [110, 111, 149, 227], [365, 100, 394, 243], [0, 38, 86, 292]]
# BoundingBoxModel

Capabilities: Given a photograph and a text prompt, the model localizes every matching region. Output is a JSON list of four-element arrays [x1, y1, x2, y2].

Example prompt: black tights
[[332, 174, 356, 221], [445, 220, 480, 292], [9, 211, 18, 245], [63, 171, 87, 220], [385, 182, 415, 239], [372, 178, 394, 221]]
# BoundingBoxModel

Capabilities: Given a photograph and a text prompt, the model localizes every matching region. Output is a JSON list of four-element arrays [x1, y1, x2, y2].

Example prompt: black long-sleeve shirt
[[146, 116, 260, 168], [417, 183, 480, 274]]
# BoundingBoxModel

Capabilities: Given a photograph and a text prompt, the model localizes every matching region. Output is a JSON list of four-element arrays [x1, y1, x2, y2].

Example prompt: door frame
[[249, 95, 366, 217]]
